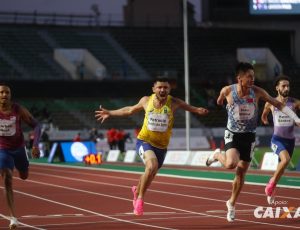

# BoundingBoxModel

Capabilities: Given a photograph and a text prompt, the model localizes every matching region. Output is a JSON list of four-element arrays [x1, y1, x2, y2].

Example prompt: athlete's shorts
[[136, 139, 167, 169], [271, 135, 295, 157], [224, 129, 256, 162], [0, 147, 29, 171]]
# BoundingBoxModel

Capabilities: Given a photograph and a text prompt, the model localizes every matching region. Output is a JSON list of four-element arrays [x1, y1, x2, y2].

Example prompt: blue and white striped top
[[226, 84, 258, 133]]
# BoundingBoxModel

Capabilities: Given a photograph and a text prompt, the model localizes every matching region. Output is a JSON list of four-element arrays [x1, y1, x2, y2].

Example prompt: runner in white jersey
[[261, 75, 300, 204], [205, 62, 300, 222]]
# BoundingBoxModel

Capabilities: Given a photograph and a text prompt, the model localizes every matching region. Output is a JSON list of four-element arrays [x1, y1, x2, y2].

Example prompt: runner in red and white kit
[[0, 83, 41, 229]]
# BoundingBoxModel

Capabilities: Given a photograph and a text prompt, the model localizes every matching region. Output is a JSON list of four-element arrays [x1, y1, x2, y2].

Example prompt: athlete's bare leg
[[136, 150, 158, 199], [1, 169, 16, 218]]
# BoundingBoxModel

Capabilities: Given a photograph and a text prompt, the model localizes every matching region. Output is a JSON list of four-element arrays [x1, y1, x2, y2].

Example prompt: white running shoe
[[206, 148, 220, 166], [267, 195, 275, 205], [226, 200, 235, 222], [9, 217, 18, 229]]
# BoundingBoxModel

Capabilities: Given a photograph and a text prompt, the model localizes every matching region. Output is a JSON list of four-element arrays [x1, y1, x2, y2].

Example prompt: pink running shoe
[[134, 198, 144, 216], [265, 179, 276, 196], [131, 186, 137, 208]]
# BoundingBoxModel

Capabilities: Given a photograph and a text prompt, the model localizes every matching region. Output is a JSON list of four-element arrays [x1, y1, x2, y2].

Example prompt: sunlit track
[[0, 163, 299, 229], [20, 171, 297, 209], [30, 165, 300, 202], [0, 187, 178, 230]]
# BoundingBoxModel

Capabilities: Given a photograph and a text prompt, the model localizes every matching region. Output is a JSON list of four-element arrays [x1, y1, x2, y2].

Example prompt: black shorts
[[224, 129, 256, 162]]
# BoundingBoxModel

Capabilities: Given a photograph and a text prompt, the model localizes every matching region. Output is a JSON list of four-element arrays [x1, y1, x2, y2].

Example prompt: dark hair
[[274, 75, 290, 87], [153, 76, 171, 84], [235, 62, 254, 77], [0, 82, 9, 87]]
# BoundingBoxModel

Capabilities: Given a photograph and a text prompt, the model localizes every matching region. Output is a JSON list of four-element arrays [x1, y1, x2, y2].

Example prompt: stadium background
[[1, 0, 300, 170]]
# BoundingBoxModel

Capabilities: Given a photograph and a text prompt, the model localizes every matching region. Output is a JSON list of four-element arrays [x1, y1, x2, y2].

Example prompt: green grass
[[253, 147, 300, 170]]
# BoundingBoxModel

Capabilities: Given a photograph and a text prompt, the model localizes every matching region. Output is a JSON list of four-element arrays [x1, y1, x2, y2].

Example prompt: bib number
[[147, 113, 169, 132], [0, 117, 16, 136]]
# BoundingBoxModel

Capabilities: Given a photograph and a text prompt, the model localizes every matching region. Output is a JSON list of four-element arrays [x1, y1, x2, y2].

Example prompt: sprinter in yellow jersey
[[95, 77, 209, 216]]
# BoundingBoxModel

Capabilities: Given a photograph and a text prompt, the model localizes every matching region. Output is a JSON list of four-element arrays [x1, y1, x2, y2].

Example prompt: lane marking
[[1, 187, 178, 230], [0, 214, 46, 230], [122, 212, 177, 215], [28, 171, 300, 208], [31, 164, 300, 198], [31, 163, 300, 189], [9, 177, 300, 229]]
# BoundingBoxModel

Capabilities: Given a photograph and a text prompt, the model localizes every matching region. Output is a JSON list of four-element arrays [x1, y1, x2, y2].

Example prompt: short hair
[[0, 82, 9, 87], [235, 62, 254, 77], [274, 75, 290, 87], [153, 76, 171, 84]]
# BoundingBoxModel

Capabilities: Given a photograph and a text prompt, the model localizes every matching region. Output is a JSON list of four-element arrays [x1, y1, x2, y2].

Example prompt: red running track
[[0, 163, 300, 230]]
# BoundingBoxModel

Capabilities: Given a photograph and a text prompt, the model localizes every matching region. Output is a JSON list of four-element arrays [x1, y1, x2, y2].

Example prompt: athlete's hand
[[196, 107, 209, 115], [31, 146, 40, 159], [95, 105, 110, 123], [295, 118, 300, 127]]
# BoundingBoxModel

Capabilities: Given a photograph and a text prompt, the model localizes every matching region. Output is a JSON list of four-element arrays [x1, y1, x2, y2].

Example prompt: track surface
[[0, 163, 300, 229]]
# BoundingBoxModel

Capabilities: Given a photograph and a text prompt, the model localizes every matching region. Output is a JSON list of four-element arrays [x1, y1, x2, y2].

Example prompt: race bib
[[233, 104, 255, 120], [147, 113, 169, 132], [0, 116, 16, 136], [274, 111, 293, 127]]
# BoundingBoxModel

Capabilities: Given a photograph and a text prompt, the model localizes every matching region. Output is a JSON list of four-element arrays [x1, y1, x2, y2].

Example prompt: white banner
[[191, 151, 222, 167], [106, 150, 120, 162], [261, 152, 278, 171], [164, 151, 191, 165], [124, 150, 136, 163]]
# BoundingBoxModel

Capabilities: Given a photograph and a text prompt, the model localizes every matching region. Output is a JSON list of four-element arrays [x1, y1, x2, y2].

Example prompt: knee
[[224, 161, 237, 169], [145, 164, 158, 176], [3, 174, 13, 187], [19, 171, 28, 180], [20, 174, 28, 180], [280, 157, 290, 167]]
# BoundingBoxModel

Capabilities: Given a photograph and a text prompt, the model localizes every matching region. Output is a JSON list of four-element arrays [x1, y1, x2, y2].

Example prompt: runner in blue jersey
[[205, 63, 300, 222], [261, 75, 300, 204]]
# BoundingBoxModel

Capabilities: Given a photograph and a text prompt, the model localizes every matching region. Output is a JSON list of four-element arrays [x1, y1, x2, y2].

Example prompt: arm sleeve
[[29, 118, 42, 147], [281, 106, 300, 122]]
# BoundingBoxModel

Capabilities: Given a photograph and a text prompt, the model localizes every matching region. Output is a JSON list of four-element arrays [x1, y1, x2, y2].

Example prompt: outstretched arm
[[19, 106, 41, 158], [255, 86, 300, 126], [172, 98, 209, 115], [95, 96, 148, 123], [261, 102, 272, 125]]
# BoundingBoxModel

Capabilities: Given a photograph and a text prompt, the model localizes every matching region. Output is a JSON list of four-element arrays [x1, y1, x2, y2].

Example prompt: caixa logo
[[254, 206, 300, 218]]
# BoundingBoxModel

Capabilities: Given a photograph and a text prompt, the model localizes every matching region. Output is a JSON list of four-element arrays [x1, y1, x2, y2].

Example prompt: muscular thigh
[[136, 139, 167, 168]]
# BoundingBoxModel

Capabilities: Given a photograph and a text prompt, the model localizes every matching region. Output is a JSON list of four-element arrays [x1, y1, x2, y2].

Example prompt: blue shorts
[[0, 147, 29, 171], [136, 139, 167, 169], [271, 135, 295, 157]]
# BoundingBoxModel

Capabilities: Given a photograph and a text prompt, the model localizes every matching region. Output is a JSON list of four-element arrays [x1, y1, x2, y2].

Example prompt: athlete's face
[[0, 85, 11, 105], [276, 80, 290, 98], [238, 69, 255, 88], [152, 81, 171, 101]]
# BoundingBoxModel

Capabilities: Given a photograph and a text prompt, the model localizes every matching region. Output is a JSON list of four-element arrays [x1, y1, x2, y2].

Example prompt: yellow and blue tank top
[[137, 94, 174, 149]]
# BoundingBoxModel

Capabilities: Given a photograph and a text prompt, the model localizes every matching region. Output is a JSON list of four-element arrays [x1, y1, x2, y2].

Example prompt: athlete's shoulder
[[221, 85, 233, 95]]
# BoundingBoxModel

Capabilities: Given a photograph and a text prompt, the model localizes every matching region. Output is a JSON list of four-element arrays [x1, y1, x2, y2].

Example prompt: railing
[[0, 11, 124, 26]]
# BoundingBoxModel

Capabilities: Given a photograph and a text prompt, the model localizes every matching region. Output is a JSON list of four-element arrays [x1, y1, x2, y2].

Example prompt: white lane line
[[206, 209, 254, 213], [13, 177, 300, 229], [2, 187, 178, 230], [31, 164, 300, 199], [28, 171, 300, 207], [0, 213, 46, 230]]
